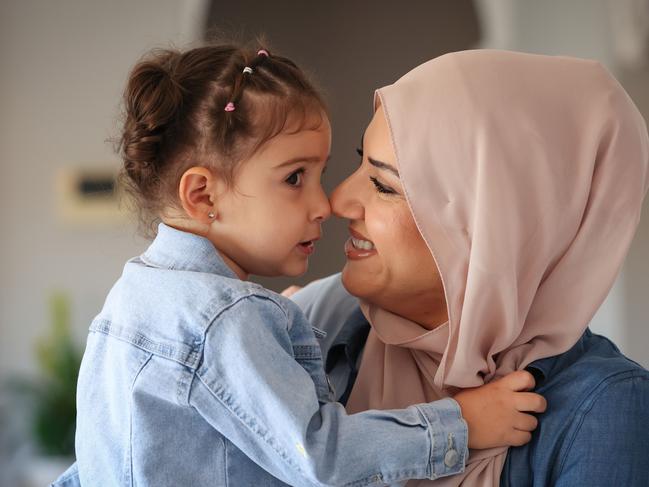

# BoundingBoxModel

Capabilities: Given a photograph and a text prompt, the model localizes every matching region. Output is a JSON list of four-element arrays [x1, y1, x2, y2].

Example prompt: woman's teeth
[[351, 237, 375, 250]]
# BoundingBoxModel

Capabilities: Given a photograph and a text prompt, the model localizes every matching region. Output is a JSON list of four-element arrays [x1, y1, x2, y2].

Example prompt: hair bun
[[120, 50, 184, 185]]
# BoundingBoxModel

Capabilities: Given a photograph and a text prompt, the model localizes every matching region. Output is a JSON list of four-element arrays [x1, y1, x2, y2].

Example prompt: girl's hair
[[118, 42, 327, 234]]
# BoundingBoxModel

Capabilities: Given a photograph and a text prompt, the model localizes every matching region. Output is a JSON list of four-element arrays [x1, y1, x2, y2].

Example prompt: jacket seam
[[127, 352, 154, 487], [208, 292, 290, 331], [198, 293, 291, 370], [194, 373, 317, 486], [194, 372, 399, 487], [90, 319, 201, 368]]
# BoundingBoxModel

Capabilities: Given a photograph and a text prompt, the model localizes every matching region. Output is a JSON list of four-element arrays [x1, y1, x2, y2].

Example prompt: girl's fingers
[[515, 392, 547, 413], [515, 412, 539, 432], [498, 370, 536, 391], [508, 430, 533, 447], [280, 285, 303, 297]]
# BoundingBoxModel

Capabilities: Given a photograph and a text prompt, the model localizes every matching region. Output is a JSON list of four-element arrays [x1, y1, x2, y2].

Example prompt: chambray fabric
[[292, 274, 649, 487], [51, 224, 468, 487]]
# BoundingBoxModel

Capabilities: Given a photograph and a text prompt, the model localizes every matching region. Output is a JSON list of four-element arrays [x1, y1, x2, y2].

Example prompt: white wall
[[0, 0, 207, 381]]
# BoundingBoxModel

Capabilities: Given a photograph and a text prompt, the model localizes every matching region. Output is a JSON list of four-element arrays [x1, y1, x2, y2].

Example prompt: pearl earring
[[208, 211, 215, 219]]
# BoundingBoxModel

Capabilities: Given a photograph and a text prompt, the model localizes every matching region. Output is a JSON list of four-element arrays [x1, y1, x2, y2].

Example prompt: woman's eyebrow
[[359, 132, 399, 176], [368, 157, 399, 177]]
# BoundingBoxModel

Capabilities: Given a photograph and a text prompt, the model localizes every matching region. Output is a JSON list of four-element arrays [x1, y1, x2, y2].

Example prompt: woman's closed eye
[[357, 147, 398, 196], [370, 176, 397, 195]]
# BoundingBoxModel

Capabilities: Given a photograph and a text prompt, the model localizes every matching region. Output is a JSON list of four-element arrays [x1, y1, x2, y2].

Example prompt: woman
[[292, 49, 649, 486]]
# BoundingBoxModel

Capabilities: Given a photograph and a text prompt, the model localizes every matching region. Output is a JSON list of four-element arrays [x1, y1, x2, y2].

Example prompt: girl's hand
[[281, 285, 303, 297], [453, 370, 547, 449]]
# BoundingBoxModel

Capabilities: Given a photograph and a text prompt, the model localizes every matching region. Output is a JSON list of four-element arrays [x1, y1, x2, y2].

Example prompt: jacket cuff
[[415, 397, 468, 480]]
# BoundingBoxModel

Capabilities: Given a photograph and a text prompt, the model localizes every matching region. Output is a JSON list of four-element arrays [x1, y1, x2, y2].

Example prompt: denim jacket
[[291, 274, 649, 487], [52, 224, 468, 487]]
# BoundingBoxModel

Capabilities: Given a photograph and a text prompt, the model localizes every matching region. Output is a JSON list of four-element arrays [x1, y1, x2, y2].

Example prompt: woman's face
[[330, 105, 448, 328]]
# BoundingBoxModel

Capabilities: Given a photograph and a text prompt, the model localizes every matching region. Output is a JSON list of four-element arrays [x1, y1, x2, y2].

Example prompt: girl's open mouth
[[297, 240, 315, 255]]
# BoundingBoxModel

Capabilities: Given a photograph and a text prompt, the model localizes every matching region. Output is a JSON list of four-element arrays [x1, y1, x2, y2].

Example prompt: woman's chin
[[341, 263, 379, 301]]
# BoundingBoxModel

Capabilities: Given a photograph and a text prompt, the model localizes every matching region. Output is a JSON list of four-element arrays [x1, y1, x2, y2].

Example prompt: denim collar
[[325, 307, 370, 374], [525, 329, 592, 388], [525, 358, 553, 387], [140, 223, 239, 280]]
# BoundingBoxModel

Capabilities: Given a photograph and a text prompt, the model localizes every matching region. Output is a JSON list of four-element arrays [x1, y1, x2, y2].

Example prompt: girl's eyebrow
[[275, 155, 330, 168]]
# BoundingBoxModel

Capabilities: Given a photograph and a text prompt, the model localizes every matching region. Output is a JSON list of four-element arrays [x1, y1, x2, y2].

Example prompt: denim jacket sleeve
[[553, 371, 649, 487], [190, 294, 467, 486], [50, 462, 80, 487]]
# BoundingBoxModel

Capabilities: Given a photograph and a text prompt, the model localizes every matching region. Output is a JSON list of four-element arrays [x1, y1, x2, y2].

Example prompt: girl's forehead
[[244, 121, 331, 169]]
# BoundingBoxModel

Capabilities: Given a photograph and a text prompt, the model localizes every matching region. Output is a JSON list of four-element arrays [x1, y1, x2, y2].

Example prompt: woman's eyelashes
[[370, 176, 397, 195], [357, 148, 398, 196]]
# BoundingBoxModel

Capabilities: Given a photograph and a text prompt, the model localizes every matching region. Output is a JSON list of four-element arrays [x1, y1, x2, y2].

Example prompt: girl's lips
[[296, 240, 316, 255], [344, 237, 377, 260]]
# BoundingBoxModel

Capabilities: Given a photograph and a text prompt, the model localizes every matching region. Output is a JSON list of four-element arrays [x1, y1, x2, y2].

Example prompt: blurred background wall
[[1, 0, 647, 485]]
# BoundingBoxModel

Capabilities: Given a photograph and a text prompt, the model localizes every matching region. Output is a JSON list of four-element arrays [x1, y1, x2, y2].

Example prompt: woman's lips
[[344, 228, 377, 260]]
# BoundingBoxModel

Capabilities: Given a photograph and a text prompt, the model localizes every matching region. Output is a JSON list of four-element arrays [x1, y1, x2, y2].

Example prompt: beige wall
[[1, 0, 647, 387], [0, 0, 207, 380]]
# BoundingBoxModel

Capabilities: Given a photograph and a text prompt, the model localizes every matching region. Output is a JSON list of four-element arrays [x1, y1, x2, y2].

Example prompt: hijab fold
[[346, 50, 649, 486]]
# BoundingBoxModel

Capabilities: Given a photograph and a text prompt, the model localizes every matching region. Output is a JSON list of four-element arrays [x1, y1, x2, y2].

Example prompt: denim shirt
[[291, 274, 649, 487], [52, 224, 469, 487]]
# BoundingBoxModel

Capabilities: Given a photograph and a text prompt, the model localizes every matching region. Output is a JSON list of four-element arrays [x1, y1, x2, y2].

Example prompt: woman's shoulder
[[290, 274, 364, 355], [543, 334, 649, 485], [503, 331, 649, 486], [534, 331, 649, 424], [291, 273, 359, 322], [541, 330, 649, 397]]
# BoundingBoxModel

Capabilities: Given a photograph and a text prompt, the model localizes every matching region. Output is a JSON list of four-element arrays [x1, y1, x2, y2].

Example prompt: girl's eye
[[285, 168, 304, 187], [370, 176, 396, 195], [356, 147, 363, 164]]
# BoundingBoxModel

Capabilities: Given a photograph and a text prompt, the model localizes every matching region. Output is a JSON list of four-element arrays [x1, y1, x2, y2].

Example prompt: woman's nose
[[330, 171, 364, 220]]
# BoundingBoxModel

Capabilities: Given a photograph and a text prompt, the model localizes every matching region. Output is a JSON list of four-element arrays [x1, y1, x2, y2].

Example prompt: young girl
[[52, 44, 545, 487]]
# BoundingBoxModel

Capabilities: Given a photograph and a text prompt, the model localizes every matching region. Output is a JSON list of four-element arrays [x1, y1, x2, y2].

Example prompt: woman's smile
[[344, 227, 377, 259]]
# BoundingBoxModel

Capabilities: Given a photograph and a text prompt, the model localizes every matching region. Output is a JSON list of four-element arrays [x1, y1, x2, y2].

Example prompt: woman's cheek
[[392, 203, 432, 272]]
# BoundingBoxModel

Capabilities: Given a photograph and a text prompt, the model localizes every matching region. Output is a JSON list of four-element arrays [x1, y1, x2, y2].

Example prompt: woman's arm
[[290, 273, 361, 359]]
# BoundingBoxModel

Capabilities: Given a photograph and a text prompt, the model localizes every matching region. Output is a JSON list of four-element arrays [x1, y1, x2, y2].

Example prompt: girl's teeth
[[351, 237, 375, 250]]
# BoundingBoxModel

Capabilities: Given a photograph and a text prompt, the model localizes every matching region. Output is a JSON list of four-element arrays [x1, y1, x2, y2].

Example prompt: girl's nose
[[311, 185, 331, 222], [330, 171, 364, 221]]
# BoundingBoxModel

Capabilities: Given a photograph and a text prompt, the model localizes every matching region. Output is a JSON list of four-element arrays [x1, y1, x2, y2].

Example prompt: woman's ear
[[178, 166, 223, 223]]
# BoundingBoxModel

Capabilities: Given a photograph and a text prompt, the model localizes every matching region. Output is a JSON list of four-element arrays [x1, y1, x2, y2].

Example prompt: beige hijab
[[346, 50, 649, 485]]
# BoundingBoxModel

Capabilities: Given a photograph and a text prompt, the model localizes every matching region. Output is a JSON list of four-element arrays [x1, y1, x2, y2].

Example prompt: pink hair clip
[[224, 102, 235, 112], [257, 49, 269, 57]]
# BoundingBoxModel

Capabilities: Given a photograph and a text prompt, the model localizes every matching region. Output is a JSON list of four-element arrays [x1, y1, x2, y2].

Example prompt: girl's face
[[330, 105, 448, 328], [207, 113, 331, 279]]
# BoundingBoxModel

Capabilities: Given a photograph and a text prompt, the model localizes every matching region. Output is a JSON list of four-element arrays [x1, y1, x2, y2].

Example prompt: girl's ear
[[178, 166, 225, 223]]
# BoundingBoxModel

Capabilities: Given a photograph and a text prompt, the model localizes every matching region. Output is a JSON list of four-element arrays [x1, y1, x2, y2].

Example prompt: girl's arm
[[191, 294, 467, 487]]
